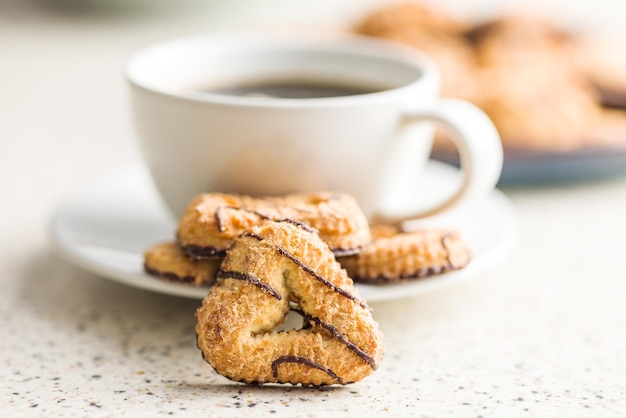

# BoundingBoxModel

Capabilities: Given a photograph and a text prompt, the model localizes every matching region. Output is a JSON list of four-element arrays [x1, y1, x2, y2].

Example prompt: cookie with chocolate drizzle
[[340, 225, 471, 283], [144, 242, 221, 286], [177, 191, 371, 259], [195, 219, 384, 386]]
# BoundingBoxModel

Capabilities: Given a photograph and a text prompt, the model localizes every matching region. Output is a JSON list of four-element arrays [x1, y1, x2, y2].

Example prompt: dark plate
[[432, 145, 626, 186]]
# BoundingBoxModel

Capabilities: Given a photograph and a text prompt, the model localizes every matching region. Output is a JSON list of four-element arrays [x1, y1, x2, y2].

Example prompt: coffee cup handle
[[374, 98, 503, 224]]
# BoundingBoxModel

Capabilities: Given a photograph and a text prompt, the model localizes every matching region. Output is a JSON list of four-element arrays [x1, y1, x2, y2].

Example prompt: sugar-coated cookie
[[195, 219, 384, 386], [177, 191, 371, 259], [340, 225, 471, 283], [144, 242, 220, 286]]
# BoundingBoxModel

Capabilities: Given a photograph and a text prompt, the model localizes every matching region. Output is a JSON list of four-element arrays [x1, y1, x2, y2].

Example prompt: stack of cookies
[[144, 191, 471, 386], [145, 191, 470, 288], [356, 2, 626, 153]]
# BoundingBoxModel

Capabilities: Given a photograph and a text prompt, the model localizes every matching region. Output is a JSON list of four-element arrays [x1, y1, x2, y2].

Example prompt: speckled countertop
[[2, 2, 626, 417]]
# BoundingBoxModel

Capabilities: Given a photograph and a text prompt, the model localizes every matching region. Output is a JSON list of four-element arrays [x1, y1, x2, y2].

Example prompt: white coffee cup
[[126, 32, 502, 223]]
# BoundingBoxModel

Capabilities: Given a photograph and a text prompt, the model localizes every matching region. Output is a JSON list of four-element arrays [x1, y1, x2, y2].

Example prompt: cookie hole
[[275, 310, 306, 332]]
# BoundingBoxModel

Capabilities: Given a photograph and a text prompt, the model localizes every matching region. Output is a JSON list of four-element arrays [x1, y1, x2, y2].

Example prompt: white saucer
[[49, 161, 518, 302]]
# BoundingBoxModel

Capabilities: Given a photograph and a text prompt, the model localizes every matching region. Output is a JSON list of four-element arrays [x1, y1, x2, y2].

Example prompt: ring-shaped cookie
[[195, 219, 384, 386]]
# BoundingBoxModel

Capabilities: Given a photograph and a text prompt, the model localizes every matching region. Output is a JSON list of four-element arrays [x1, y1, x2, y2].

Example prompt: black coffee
[[207, 79, 384, 99]]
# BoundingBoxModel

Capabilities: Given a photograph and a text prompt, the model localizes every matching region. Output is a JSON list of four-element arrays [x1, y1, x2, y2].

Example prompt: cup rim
[[126, 31, 440, 109]]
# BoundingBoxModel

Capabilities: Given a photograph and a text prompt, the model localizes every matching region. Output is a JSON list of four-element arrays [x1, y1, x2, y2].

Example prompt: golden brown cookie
[[465, 15, 604, 150], [177, 191, 370, 259], [356, 2, 467, 37], [467, 15, 575, 72], [476, 68, 602, 151], [195, 219, 384, 386], [356, 3, 477, 100], [357, 5, 617, 153], [572, 34, 626, 109], [339, 225, 471, 283], [581, 109, 626, 148], [380, 28, 479, 100], [144, 242, 220, 286]]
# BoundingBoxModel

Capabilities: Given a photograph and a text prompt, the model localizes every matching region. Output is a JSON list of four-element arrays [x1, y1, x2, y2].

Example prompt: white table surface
[[2, 2, 626, 417]]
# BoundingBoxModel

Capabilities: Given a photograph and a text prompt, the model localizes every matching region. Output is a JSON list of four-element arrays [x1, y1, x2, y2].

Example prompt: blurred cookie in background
[[355, 4, 610, 150], [467, 15, 577, 77], [573, 35, 626, 109], [356, 2, 479, 101], [356, 2, 467, 37], [467, 15, 603, 151], [478, 71, 603, 151], [355, 2, 626, 183]]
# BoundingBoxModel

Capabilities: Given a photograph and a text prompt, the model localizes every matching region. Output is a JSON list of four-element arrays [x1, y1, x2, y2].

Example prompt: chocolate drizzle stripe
[[273, 245, 368, 310], [271, 355, 342, 384], [144, 264, 198, 284], [293, 308, 377, 369], [242, 207, 272, 220], [276, 218, 318, 234], [217, 270, 282, 300], [240, 231, 264, 241], [352, 266, 453, 283], [179, 243, 227, 259]]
